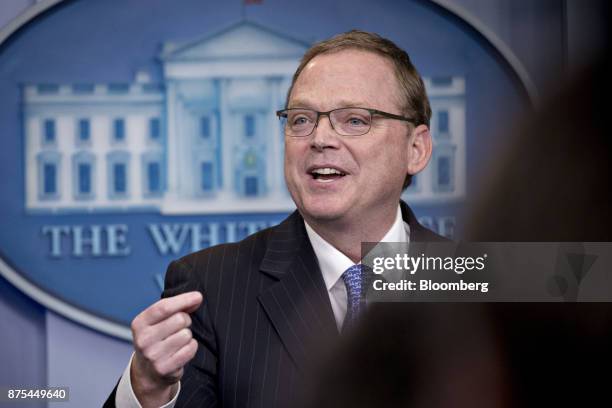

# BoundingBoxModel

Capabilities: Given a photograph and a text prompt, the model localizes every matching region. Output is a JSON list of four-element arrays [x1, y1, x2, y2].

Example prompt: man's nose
[[310, 114, 340, 150]]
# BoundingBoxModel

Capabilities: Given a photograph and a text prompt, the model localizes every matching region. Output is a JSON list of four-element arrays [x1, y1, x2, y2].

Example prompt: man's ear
[[406, 124, 433, 175]]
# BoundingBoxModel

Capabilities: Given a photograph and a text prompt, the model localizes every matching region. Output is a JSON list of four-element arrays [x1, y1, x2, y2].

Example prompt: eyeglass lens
[[283, 108, 372, 136]]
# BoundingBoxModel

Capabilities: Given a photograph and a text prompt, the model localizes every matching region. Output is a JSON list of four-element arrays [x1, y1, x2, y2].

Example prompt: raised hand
[[130, 291, 203, 407]]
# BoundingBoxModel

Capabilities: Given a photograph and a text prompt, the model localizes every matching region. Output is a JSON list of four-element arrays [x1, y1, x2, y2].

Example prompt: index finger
[[143, 291, 203, 326]]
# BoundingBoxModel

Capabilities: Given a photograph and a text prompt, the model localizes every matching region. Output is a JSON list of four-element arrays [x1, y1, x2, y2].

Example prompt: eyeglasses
[[276, 107, 415, 137]]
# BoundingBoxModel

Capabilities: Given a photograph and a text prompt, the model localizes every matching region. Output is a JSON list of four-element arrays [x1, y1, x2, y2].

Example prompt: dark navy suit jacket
[[105, 202, 446, 407]]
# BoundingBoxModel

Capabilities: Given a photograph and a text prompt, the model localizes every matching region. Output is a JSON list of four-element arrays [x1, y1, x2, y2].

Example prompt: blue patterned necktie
[[342, 264, 364, 331]]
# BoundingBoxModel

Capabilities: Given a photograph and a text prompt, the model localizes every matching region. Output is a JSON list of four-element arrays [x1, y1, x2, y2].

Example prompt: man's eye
[[291, 116, 310, 126], [347, 117, 368, 126]]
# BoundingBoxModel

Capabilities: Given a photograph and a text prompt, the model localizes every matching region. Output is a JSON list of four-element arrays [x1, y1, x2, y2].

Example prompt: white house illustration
[[403, 76, 466, 203], [23, 21, 466, 214]]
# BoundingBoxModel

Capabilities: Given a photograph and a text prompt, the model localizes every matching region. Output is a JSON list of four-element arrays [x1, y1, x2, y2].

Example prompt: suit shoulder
[[161, 223, 280, 302], [420, 226, 451, 242], [175, 223, 275, 271]]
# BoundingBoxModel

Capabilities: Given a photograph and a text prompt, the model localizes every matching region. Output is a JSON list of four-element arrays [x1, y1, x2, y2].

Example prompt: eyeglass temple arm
[[367, 108, 415, 123]]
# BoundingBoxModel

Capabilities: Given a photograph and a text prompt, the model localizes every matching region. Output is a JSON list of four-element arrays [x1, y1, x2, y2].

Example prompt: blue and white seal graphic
[[0, 0, 531, 339]]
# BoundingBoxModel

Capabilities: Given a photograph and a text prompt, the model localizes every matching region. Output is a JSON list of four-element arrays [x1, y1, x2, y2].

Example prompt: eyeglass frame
[[275, 107, 417, 137]]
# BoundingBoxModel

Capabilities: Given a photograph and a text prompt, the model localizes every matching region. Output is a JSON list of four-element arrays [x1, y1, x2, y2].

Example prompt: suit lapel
[[401, 200, 448, 242], [256, 203, 444, 371], [257, 211, 338, 371]]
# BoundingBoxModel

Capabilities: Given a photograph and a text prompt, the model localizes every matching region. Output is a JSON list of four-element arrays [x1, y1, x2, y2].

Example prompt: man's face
[[284, 49, 423, 226]]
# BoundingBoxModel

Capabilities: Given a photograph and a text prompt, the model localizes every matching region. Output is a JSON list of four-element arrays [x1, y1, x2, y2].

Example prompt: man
[[106, 30, 445, 408]]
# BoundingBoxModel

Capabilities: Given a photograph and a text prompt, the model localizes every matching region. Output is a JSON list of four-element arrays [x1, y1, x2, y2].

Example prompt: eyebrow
[[287, 99, 373, 110]]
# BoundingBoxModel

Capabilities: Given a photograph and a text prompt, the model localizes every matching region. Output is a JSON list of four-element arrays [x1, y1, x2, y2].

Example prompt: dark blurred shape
[[465, 34, 611, 242], [305, 302, 612, 407], [489, 302, 612, 407], [304, 303, 511, 408], [304, 11, 612, 407]]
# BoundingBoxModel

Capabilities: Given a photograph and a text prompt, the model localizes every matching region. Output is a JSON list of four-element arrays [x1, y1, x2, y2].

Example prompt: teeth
[[311, 167, 344, 175]]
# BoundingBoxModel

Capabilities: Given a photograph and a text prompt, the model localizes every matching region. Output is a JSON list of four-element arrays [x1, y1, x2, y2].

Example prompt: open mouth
[[309, 167, 346, 182]]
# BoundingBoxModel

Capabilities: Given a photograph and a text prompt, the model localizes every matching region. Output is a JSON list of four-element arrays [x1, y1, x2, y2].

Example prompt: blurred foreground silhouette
[[304, 18, 612, 407]]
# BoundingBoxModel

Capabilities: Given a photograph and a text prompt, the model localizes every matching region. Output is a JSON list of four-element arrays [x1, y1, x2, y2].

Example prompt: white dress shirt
[[304, 205, 410, 330], [116, 205, 409, 407]]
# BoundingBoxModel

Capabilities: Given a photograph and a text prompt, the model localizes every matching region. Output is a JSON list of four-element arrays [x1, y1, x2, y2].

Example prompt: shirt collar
[[304, 205, 410, 291]]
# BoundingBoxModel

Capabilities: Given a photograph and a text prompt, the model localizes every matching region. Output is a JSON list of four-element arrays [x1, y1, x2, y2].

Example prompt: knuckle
[[130, 316, 142, 333], [134, 329, 153, 351], [152, 360, 166, 375], [161, 300, 174, 316], [141, 347, 156, 362], [133, 335, 147, 351], [153, 301, 169, 318], [175, 312, 187, 327]]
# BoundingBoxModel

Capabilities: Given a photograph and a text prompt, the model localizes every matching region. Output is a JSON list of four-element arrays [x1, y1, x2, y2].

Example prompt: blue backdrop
[[0, 0, 528, 335]]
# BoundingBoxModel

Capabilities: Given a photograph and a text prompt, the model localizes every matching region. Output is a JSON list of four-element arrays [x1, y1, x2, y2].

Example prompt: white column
[[219, 78, 233, 197], [165, 81, 179, 200], [25, 114, 37, 209], [58, 116, 73, 206], [268, 78, 282, 196], [177, 96, 196, 199], [128, 116, 142, 203], [92, 115, 108, 205]]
